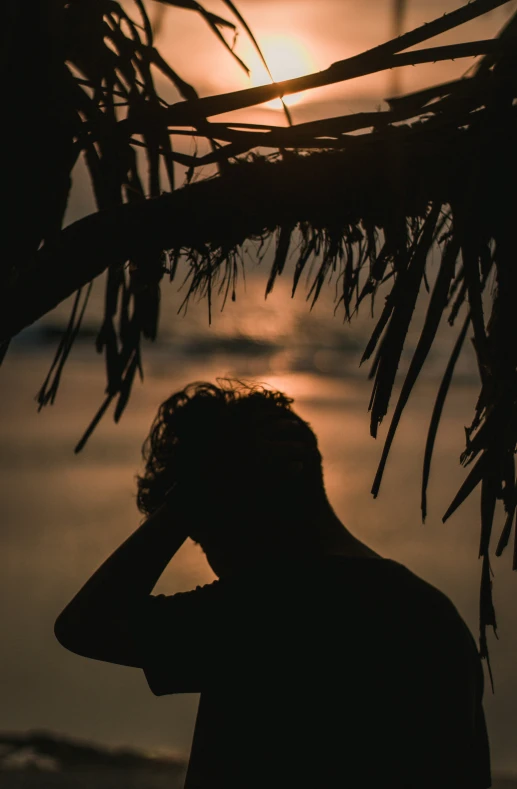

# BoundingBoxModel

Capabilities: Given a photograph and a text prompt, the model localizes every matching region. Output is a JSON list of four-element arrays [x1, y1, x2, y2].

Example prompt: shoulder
[[387, 564, 482, 667]]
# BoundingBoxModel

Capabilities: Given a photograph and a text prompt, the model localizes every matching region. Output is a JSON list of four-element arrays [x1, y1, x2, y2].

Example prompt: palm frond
[[4, 0, 517, 664]]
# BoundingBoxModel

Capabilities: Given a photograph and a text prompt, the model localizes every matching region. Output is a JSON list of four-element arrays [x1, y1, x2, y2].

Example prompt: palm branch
[[3, 0, 517, 674]]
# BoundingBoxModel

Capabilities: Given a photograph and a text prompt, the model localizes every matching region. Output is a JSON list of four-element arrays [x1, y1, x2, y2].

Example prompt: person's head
[[137, 380, 327, 574]]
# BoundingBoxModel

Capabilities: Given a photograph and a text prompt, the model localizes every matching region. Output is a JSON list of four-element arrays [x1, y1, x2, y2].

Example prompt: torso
[[182, 554, 489, 788]]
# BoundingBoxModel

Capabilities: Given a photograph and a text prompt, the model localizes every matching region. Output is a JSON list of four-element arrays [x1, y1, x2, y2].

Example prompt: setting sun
[[246, 34, 315, 109]]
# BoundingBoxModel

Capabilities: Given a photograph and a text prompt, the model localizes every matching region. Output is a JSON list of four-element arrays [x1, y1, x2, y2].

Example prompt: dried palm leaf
[[3, 0, 517, 666]]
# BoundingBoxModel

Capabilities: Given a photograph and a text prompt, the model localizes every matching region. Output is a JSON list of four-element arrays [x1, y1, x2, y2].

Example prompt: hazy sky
[[148, 0, 517, 112], [67, 0, 517, 223], [3, 0, 517, 778]]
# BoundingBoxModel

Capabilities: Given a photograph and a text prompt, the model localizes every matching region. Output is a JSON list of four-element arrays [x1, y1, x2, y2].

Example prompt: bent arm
[[54, 491, 188, 667]]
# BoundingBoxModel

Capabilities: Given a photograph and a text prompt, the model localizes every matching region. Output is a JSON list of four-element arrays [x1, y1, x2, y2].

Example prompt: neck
[[273, 498, 377, 558]]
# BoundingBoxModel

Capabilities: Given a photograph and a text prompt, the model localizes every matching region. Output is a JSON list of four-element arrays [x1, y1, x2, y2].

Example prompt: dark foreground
[[0, 732, 186, 789], [1, 731, 516, 789]]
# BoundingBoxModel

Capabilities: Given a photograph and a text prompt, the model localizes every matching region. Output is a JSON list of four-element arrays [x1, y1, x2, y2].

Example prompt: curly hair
[[136, 379, 321, 519]]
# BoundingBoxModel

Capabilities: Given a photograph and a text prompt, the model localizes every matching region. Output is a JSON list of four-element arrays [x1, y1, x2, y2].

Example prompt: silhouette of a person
[[55, 381, 491, 788]]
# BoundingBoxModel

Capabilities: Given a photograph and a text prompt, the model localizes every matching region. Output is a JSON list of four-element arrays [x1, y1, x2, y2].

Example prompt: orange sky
[[149, 0, 517, 120]]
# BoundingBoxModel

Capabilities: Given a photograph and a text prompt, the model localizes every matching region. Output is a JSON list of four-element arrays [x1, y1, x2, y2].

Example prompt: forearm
[[63, 505, 185, 611], [55, 492, 188, 661]]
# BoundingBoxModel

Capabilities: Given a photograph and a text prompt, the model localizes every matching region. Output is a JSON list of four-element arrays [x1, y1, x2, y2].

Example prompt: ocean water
[[1, 263, 517, 779], [4, 0, 517, 782]]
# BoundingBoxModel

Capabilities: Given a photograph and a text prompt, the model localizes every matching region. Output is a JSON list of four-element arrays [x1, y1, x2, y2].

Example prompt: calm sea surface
[[1, 266, 517, 779]]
